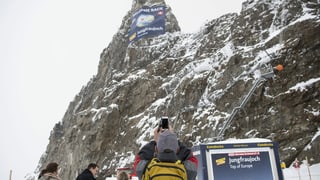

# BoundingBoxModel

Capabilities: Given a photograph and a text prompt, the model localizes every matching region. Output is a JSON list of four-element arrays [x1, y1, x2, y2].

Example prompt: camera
[[158, 117, 169, 130]]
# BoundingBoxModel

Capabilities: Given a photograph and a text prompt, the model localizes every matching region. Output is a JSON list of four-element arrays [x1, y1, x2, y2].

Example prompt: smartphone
[[160, 117, 169, 129]]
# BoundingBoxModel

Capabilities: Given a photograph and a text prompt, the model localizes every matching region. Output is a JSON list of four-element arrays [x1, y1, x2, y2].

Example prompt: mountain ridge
[[29, 0, 320, 179]]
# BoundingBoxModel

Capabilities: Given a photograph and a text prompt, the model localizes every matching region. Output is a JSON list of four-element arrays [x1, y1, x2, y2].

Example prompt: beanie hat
[[157, 130, 179, 153]]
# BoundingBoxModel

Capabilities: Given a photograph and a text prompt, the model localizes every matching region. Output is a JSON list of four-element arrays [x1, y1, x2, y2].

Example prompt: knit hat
[[157, 130, 179, 153]]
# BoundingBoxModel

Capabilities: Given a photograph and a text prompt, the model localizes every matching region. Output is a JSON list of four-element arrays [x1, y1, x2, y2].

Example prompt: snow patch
[[286, 78, 320, 93]]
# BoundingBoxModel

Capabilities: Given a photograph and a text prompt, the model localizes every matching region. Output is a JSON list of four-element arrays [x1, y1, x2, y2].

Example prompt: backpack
[[143, 158, 187, 180]]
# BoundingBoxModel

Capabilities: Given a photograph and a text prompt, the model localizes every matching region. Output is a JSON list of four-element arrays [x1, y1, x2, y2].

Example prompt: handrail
[[215, 63, 279, 140]]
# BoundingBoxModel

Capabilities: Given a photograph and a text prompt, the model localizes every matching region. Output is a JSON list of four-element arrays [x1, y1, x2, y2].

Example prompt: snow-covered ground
[[106, 163, 320, 180]]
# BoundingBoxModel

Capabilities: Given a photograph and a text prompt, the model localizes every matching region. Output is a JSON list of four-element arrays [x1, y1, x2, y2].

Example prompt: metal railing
[[215, 63, 278, 140]]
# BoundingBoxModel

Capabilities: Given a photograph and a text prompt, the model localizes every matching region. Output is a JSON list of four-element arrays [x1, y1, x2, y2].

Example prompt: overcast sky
[[0, 0, 242, 179]]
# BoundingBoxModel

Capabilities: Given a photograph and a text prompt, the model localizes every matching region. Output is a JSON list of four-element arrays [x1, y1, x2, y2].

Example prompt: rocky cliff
[[31, 0, 320, 179]]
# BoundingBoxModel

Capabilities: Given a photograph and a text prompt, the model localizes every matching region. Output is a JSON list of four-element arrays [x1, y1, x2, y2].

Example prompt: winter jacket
[[38, 173, 61, 180], [133, 140, 198, 180], [76, 169, 96, 180]]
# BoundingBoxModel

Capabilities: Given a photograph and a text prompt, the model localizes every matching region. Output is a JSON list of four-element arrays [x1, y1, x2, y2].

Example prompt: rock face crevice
[[32, 0, 320, 179]]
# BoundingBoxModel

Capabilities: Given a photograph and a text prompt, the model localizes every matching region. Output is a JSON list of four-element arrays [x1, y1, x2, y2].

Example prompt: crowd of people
[[39, 162, 128, 180], [40, 118, 198, 180]]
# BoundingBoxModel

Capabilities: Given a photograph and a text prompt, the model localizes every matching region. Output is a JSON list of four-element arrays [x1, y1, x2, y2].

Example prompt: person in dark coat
[[76, 163, 99, 180]]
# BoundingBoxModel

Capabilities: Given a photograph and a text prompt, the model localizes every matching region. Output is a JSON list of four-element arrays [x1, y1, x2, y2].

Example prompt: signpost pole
[[305, 156, 312, 180], [9, 170, 12, 180]]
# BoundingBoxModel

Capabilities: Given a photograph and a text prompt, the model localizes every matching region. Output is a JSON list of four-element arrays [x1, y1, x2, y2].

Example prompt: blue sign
[[211, 151, 273, 180], [192, 141, 284, 180], [128, 5, 166, 43]]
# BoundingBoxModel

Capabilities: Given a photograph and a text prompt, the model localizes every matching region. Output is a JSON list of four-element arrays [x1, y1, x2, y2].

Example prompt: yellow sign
[[216, 157, 226, 166]]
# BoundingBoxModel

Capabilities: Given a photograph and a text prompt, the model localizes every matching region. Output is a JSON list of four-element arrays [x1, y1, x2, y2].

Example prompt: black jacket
[[76, 169, 96, 180]]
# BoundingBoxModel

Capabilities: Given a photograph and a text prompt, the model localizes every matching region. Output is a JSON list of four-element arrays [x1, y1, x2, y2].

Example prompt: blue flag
[[128, 5, 166, 43]]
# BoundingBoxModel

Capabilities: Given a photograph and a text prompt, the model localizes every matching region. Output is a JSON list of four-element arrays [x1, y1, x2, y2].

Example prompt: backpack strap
[[150, 158, 160, 164], [175, 160, 182, 164], [152, 158, 183, 164]]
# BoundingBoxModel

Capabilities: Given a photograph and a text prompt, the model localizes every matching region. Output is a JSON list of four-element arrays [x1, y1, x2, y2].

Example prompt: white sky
[[0, 0, 242, 179]]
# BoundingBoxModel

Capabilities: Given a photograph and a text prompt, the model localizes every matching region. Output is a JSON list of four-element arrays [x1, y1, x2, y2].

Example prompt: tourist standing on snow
[[133, 121, 198, 180], [38, 162, 61, 180], [76, 163, 99, 180]]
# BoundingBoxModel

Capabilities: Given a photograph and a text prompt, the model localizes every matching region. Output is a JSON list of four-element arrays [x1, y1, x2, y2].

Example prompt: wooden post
[[9, 170, 12, 180], [306, 156, 312, 180]]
